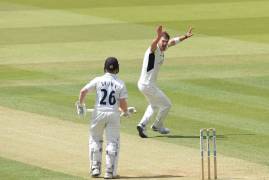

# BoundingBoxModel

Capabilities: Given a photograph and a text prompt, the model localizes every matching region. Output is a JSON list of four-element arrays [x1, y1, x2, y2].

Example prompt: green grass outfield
[[0, 0, 269, 179]]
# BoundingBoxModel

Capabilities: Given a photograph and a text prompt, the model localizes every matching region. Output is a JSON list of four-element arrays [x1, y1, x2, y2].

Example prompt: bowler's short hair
[[161, 31, 170, 40]]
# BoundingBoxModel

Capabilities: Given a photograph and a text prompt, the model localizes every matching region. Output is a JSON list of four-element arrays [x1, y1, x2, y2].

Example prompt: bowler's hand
[[156, 25, 163, 37], [185, 27, 193, 38]]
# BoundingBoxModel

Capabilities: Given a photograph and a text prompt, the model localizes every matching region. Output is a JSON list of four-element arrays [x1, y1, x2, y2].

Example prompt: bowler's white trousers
[[138, 83, 172, 128]]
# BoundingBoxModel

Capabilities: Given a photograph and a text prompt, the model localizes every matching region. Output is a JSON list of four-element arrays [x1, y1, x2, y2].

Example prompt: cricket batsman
[[77, 57, 129, 179]]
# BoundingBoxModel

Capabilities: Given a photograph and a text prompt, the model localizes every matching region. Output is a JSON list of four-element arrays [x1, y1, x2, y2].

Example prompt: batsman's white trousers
[[89, 110, 120, 176], [138, 83, 172, 128]]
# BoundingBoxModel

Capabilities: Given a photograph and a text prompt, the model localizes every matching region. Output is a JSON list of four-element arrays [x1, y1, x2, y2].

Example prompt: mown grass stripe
[[170, 105, 269, 135], [160, 61, 269, 80], [75, 1, 269, 22], [6, 0, 268, 9], [0, 64, 58, 80], [1, 37, 269, 65], [0, 9, 123, 29], [184, 78, 269, 99], [226, 76, 269, 90], [0, 156, 84, 180], [170, 89, 269, 122], [163, 81, 269, 111], [0, 23, 154, 45], [142, 17, 269, 37]]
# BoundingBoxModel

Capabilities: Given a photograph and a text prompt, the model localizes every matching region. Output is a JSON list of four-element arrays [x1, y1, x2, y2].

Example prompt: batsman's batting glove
[[120, 107, 137, 118], [75, 101, 86, 117], [121, 111, 130, 118], [127, 107, 137, 114]]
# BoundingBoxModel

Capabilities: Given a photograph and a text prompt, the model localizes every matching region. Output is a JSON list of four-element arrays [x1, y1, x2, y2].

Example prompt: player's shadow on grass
[[150, 135, 202, 139], [150, 133, 255, 139], [119, 174, 184, 179]]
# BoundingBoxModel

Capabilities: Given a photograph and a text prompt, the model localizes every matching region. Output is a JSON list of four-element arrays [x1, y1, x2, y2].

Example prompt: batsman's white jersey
[[82, 73, 128, 111], [81, 73, 128, 176], [138, 45, 171, 128]]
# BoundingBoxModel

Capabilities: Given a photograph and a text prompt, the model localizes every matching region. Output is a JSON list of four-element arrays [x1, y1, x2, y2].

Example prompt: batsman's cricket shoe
[[151, 125, 170, 134], [104, 172, 120, 179], [91, 168, 100, 178], [137, 124, 148, 138]]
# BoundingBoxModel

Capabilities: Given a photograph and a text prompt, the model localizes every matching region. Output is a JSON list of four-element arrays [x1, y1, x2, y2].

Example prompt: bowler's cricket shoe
[[91, 168, 100, 178], [151, 125, 170, 134], [137, 124, 148, 138]]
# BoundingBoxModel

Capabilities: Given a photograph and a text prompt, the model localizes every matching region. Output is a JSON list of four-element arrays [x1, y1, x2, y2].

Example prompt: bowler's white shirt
[[138, 45, 164, 85]]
